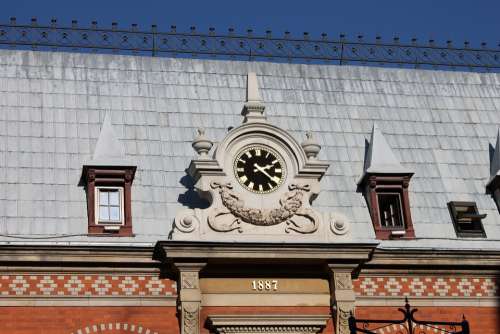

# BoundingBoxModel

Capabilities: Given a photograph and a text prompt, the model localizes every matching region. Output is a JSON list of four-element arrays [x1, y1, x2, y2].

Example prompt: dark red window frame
[[82, 166, 136, 237], [362, 174, 415, 240]]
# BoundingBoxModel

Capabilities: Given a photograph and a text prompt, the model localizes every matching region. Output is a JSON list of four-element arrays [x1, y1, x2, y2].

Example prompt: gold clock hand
[[253, 163, 274, 181]]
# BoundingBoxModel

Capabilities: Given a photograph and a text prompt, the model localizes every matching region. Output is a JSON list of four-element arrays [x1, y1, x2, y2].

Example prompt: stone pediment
[[171, 73, 350, 243]]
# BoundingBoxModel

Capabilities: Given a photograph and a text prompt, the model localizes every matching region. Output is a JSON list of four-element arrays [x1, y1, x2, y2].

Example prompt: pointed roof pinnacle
[[489, 128, 500, 178], [359, 123, 412, 183], [246, 72, 262, 103], [241, 72, 266, 123], [87, 112, 131, 166]]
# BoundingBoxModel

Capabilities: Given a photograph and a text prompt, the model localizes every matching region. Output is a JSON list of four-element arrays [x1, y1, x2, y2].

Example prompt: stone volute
[[301, 132, 321, 160], [192, 128, 213, 158]]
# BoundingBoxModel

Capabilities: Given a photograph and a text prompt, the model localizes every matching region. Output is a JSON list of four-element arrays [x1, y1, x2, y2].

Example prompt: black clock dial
[[234, 146, 286, 193]]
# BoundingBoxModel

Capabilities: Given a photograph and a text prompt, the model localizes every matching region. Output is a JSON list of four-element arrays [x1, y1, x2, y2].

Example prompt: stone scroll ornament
[[208, 182, 320, 233]]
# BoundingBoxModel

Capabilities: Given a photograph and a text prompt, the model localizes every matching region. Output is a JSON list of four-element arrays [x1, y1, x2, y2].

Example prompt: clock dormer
[[171, 73, 350, 243]]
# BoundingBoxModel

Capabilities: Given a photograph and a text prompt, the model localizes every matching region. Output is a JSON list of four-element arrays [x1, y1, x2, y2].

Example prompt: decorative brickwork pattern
[[71, 322, 158, 334], [0, 275, 176, 297], [353, 276, 498, 297]]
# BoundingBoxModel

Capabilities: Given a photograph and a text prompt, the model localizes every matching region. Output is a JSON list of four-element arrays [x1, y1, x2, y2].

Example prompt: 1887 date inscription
[[251, 279, 278, 291]]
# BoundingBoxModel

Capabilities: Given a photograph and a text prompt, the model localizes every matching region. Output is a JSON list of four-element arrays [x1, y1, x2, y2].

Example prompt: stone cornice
[[367, 248, 500, 269], [155, 241, 377, 263], [207, 314, 330, 334], [0, 245, 158, 270]]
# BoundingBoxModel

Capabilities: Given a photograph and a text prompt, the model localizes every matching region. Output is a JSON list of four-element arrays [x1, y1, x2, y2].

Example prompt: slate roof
[[0, 49, 500, 249]]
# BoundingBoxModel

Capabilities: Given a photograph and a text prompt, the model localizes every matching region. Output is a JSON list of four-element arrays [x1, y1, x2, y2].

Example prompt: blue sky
[[3, 0, 499, 48]]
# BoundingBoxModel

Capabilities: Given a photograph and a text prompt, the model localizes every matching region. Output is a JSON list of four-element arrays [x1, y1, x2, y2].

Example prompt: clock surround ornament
[[171, 72, 351, 243]]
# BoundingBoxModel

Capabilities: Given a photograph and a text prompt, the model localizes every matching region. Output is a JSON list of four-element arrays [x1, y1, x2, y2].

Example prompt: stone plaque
[[200, 278, 329, 294]]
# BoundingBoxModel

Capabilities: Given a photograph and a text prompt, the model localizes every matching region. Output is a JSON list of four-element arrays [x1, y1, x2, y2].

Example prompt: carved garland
[[208, 182, 319, 234]]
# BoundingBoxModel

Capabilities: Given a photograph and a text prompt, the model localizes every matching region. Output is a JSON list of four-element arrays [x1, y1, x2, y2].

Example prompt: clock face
[[234, 145, 286, 194]]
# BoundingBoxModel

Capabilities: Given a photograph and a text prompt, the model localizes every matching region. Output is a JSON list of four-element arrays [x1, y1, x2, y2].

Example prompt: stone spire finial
[[301, 131, 321, 160], [490, 128, 500, 178], [241, 72, 266, 123], [359, 123, 411, 182], [89, 111, 130, 166], [192, 128, 213, 158]]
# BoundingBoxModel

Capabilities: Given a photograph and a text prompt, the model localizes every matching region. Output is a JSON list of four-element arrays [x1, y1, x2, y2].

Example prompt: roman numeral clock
[[234, 146, 286, 194], [172, 72, 349, 242]]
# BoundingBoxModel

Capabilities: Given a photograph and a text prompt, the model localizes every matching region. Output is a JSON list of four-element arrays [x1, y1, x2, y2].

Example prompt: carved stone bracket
[[175, 263, 206, 334], [328, 265, 356, 334]]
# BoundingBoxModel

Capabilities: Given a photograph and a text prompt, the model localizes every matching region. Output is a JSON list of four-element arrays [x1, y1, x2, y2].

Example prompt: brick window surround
[[82, 166, 136, 236], [361, 174, 415, 240]]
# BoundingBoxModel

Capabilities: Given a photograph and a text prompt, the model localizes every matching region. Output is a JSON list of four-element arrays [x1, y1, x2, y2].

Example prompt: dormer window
[[80, 112, 136, 236], [82, 167, 136, 236], [358, 124, 415, 240], [448, 201, 486, 238], [360, 175, 415, 239]]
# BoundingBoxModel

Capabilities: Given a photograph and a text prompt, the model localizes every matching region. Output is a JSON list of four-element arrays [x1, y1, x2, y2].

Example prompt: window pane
[[378, 193, 404, 228], [99, 206, 109, 220], [109, 190, 119, 205], [99, 190, 109, 205], [109, 206, 120, 221]]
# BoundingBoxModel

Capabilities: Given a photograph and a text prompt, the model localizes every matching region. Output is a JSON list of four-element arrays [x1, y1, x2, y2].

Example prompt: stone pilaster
[[175, 262, 206, 334], [328, 265, 356, 334]]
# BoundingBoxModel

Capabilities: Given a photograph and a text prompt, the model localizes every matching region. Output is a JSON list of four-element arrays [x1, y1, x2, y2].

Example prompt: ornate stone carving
[[181, 272, 199, 289], [208, 182, 318, 233], [182, 303, 200, 334], [329, 213, 349, 235], [174, 210, 200, 233], [301, 132, 321, 160], [330, 268, 356, 334], [334, 272, 352, 290], [192, 128, 213, 158], [335, 305, 353, 334]]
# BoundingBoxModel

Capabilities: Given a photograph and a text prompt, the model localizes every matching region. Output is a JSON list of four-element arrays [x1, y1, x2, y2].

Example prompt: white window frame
[[95, 186, 125, 226]]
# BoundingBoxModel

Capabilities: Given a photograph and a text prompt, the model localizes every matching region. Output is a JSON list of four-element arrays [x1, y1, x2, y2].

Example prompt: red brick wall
[[0, 307, 179, 334], [355, 306, 499, 334]]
